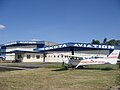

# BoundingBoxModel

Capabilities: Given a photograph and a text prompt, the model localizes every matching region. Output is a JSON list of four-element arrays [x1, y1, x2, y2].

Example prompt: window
[[36, 55, 40, 59], [17, 54, 22, 59], [27, 55, 31, 59]]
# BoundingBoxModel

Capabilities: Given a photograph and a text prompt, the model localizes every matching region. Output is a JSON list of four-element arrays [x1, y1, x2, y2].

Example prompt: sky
[[0, 0, 120, 44]]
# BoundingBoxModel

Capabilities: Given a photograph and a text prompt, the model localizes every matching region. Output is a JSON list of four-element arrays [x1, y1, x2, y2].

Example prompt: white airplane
[[63, 50, 120, 69]]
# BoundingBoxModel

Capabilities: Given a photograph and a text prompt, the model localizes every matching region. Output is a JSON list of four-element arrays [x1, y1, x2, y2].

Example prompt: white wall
[[5, 45, 37, 60], [6, 50, 110, 62], [22, 53, 43, 62], [45, 53, 65, 62], [21, 53, 67, 62], [6, 53, 15, 60], [44, 50, 109, 62], [75, 50, 109, 57]]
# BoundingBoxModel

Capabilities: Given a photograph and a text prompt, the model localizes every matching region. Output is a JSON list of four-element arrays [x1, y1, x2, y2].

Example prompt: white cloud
[[0, 24, 5, 30]]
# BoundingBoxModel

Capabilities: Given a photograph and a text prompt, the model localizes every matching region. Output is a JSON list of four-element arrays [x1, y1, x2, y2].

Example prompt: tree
[[91, 39, 100, 44], [91, 38, 120, 45], [104, 39, 120, 45], [116, 40, 120, 45], [91, 39, 95, 44], [103, 38, 107, 44]]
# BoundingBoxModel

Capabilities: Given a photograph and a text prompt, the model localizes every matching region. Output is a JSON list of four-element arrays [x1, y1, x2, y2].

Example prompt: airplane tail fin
[[108, 50, 120, 59]]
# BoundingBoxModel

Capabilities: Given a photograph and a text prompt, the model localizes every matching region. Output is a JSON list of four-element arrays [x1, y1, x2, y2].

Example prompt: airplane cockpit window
[[78, 57, 84, 60], [69, 57, 83, 60], [70, 57, 74, 60]]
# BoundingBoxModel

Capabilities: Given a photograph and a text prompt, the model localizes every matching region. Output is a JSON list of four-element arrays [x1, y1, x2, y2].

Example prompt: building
[[0, 41, 120, 62]]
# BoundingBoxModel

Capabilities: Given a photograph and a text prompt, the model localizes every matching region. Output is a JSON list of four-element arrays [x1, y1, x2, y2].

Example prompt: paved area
[[0, 65, 32, 70], [0, 62, 62, 71]]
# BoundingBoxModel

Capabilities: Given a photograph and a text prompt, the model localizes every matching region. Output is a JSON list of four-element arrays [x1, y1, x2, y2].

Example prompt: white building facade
[[0, 41, 119, 62]]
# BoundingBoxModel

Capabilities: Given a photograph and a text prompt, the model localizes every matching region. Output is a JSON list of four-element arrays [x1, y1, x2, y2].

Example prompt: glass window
[[27, 55, 31, 59], [36, 55, 40, 59], [79, 57, 84, 60]]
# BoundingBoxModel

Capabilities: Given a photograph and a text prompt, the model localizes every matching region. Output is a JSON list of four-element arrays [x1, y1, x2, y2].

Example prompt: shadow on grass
[[52, 67, 68, 71], [0, 68, 24, 72], [52, 66, 113, 71], [82, 67, 113, 71], [0, 66, 41, 72]]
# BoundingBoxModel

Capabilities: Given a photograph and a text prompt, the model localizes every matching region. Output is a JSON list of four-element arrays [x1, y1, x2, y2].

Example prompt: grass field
[[0, 63, 120, 90]]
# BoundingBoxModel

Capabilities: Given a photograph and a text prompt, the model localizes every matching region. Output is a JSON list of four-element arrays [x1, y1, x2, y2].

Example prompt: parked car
[[0, 56, 5, 60]]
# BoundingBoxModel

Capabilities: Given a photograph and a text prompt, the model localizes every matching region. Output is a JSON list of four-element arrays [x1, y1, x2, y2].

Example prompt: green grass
[[0, 63, 120, 90]]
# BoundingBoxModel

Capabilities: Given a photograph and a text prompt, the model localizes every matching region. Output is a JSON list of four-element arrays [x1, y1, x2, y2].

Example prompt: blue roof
[[1, 41, 120, 53], [6, 50, 40, 53], [36, 42, 119, 51], [1, 41, 58, 47]]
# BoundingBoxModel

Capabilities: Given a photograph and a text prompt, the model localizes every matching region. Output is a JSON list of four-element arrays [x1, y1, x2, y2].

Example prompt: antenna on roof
[[31, 39, 40, 41]]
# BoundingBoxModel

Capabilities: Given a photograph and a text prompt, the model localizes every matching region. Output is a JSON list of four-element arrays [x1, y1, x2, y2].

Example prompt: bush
[[1, 60, 12, 63], [12, 59, 22, 63]]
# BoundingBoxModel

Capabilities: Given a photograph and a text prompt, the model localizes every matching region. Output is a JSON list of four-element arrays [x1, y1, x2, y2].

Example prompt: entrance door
[[15, 53, 23, 62]]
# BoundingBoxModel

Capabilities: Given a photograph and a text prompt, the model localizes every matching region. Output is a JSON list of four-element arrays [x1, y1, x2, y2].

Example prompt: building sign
[[3, 41, 42, 46], [4, 42, 17, 46], [74, 43, 114, 49], [38, 43, 115, 51], [19, 41, 37, 44], [38, 44, 67, 50]]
